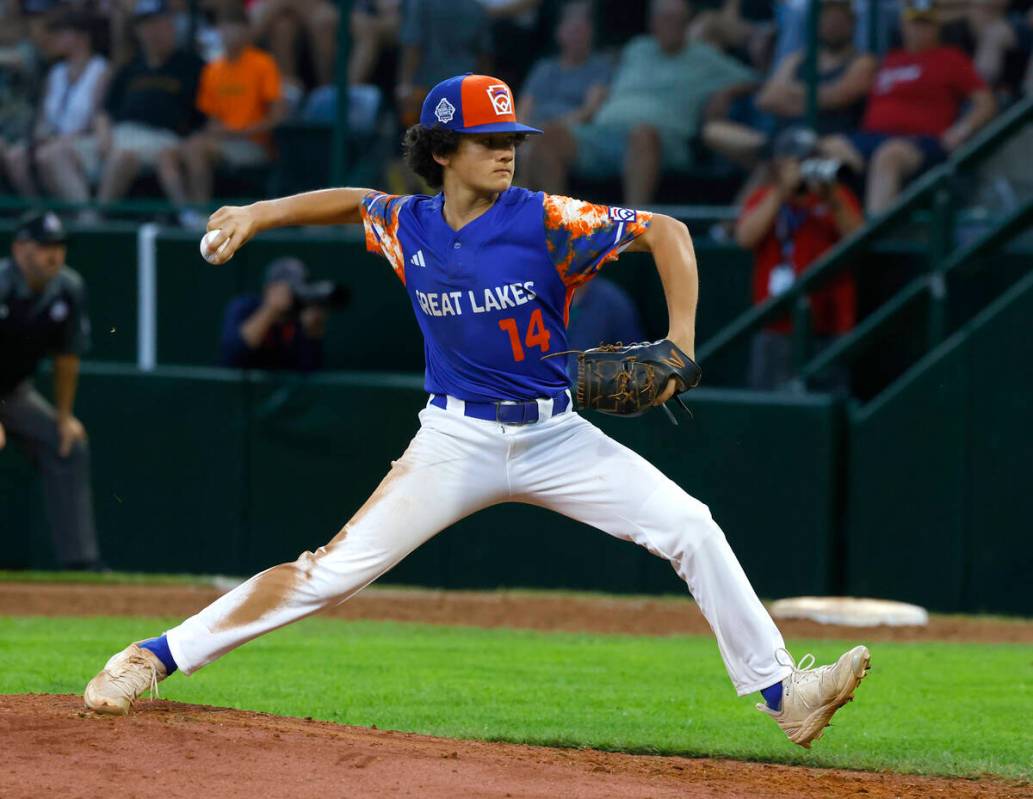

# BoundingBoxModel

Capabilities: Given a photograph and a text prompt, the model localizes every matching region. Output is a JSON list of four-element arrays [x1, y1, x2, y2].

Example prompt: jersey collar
[[433, 188, 513, 237]]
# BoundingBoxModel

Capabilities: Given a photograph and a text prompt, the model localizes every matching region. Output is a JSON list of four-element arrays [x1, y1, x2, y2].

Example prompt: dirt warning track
[[2, 581, 1032, 642]]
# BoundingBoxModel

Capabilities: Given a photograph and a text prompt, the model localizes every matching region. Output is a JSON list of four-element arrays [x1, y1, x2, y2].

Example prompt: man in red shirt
[[736, 127, 864, 392], [824, 0, 995, 213]]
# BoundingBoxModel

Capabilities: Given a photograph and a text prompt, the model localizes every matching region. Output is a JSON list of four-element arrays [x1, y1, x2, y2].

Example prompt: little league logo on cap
[[486, 84, 512, 115], [435, 98, 456, 124], [420, 74, 542, 135]]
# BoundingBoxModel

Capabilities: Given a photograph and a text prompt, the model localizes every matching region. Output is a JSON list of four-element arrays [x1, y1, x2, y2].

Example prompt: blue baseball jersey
[[360, 186, 652, 402]]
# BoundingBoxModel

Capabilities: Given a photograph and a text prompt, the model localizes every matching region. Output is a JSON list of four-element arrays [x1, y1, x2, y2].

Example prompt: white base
[[770, 596, 929, 627]]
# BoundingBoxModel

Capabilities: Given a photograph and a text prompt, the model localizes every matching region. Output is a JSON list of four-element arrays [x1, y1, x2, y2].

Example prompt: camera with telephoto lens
[[800, 158, 847, 186], [292, 280, 351, 312]]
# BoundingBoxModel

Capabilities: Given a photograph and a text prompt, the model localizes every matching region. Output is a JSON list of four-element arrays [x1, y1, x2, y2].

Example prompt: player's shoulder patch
[[542, 194, 611, 231], [608, 206, 637, 223]]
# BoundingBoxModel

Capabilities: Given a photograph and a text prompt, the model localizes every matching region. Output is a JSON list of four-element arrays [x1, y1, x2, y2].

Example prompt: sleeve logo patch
[[609, 207, 637, 222]]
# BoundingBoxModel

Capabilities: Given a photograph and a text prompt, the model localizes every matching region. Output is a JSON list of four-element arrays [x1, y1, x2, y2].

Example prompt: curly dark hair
[[402, 125, 462, 189]]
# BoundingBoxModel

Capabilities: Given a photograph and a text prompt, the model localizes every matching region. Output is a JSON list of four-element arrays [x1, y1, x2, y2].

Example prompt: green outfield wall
[[2, 224, 1030, 613], [844, 271, 1033, 615], [0, 226, 754, 377], [0, 367, 841, 600]]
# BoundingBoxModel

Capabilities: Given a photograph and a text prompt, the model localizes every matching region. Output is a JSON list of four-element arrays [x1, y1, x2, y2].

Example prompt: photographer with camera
[[219, 257, 348, 372], [735, 127, 863, 393]]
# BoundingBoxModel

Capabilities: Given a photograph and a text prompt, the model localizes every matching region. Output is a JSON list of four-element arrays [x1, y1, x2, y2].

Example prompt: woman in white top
[[2, 11, 109, 201]]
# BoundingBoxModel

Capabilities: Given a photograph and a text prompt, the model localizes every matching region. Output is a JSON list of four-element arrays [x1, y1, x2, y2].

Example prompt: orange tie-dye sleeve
[[542, 194, 652, 288], [360, 191, 409, 285]]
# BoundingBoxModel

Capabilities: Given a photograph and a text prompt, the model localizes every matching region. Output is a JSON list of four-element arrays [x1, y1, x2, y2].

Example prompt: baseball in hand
[[200, 229, 231, 264]]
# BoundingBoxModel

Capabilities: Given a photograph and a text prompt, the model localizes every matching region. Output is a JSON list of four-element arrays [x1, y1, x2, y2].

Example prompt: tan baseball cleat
[[84, 643, 168, 715], [756, 645, 871, 748]]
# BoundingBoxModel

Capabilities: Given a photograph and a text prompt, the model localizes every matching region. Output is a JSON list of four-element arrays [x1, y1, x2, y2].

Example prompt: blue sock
[[760, 680, 783, 711], [139, 635, 178, 676]]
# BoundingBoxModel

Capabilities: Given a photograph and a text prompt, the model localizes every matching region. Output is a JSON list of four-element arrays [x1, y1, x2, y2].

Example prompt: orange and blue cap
[[419, 74, 542, 135]]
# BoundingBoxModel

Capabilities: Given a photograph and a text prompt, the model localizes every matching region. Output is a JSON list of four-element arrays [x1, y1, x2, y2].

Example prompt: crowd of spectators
[[0, 0, 1029, 406], [0, 0, 1030, 220]]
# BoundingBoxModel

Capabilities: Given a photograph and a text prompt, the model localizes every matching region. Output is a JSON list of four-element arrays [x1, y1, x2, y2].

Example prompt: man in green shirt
[[525, 0, 755, 205]]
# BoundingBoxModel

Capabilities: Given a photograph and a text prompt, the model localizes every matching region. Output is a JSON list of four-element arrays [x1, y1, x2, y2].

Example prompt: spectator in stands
[[396, 0, 492, 128], [823, 0, 996, 214], [515, 0, 611, 175], [735, 127, 863, 392], [517, 1, 612, 130], [701, 0, 876, 174], [251, 0, 339, 98], [157, 9, 285, 227], [2, 11, 109, 200], [523, 0, 756, 206], [86, 0, 203, 214], [220, 257, 328, 372], [941, 0, 1025, 99], [349, 0, 402, 87], [690, 0, 776, 70], [0, 212, 103, 571], [774, 0, 901, 66], [477, 0, 545, 89], [757, 0, 876, 136], [0, 5, 52, 189]]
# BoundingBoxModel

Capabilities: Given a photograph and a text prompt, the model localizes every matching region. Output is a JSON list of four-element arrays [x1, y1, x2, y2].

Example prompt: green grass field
[[1, 615, 1030, 780]]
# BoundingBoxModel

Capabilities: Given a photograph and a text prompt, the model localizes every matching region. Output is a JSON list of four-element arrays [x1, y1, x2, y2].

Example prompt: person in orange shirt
[[157, 9, 287, 227]]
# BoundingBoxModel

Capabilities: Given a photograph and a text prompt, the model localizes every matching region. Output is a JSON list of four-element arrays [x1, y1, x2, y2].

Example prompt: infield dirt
[[3, 581, 1032, 799], [2, 694, 1030, 799]]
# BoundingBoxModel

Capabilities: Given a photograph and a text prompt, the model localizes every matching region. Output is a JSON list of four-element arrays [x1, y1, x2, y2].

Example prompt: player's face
[[13, 241, 66, 289], [446, 134, 525, 194]]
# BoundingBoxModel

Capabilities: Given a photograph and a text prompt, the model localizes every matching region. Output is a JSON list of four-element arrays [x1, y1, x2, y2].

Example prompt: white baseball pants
[[166, 403, 790, 695]]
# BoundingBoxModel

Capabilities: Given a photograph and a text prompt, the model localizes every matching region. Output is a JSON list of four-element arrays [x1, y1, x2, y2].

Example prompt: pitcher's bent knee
[[633, 480, 723, 562]]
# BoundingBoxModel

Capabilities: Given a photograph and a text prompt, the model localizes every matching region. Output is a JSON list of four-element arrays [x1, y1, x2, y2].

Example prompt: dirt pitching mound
[[2, 582, 1032, 643], [1, 694, 1026, 799]]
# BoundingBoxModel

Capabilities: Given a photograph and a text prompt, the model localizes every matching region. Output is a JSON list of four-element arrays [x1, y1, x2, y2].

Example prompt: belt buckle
[[495, 400, 535, 425]]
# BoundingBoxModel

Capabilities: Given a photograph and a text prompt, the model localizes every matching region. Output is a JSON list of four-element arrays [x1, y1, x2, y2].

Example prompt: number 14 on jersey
[[498, 309, 551, 362]]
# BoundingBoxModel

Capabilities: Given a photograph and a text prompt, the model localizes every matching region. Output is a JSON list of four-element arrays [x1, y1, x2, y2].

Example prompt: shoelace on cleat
[[775, 648, 833, 702], [776, 648, 815, 672], [106, 653, 161, 703]]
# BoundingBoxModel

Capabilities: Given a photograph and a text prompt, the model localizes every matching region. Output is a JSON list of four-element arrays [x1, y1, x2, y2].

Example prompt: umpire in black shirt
[[0, 212, 102, 570]]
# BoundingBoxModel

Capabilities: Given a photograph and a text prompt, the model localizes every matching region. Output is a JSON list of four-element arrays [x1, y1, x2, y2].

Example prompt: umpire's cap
[[420, 74, 542, 135], [15, 211, 68, 245]]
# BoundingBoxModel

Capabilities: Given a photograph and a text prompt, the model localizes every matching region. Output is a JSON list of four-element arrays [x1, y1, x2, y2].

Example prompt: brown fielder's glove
[[568, 339, 702, 424]]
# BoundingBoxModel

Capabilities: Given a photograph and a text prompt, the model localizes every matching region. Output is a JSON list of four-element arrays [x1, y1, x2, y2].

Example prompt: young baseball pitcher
[[84, 74, 869, 748]]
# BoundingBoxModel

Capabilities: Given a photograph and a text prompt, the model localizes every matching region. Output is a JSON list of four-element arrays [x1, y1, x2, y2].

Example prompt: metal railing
[[696, 96, 1033, 387], [796, 194, 1033, 388]]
